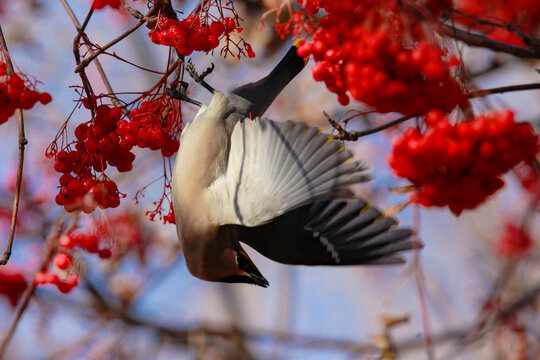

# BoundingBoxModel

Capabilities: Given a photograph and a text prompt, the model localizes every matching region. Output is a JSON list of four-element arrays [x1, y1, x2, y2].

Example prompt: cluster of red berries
[[53, 105, 131, 213], [454, 0, 540, 46], [0, 62, 52, 124], [389, 110, 539, 215], [124, 98, 181, 157], [91, 0, 121, 10], [58, 231, 112, 258], [292, 1, 466, 114], [92, 211, 147, 259], [149, 15, 254, 58], [35, 232, 112, 294], [0, 268, 27, 307], [35, 270, 79, 293], [162, 205, 175, 224], [514, 163, 540, 196], [495, 224, 534, 257]]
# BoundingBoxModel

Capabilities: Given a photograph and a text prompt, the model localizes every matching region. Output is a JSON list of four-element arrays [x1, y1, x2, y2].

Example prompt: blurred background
[[0, 0, 539, 359]]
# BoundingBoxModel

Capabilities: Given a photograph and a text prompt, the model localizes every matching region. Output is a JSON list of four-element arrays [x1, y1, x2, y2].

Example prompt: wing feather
[[206, 117, 369, 226]]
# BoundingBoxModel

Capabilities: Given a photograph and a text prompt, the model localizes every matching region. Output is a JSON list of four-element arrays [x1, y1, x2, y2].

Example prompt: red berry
[[39, 92, 52, 105], [98, 248, 112, 259], [53, 253, 73, 270], [59, 234, 76, 249]]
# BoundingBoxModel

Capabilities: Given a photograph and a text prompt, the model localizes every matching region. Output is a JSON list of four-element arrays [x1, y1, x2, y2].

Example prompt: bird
[[171, 41, 415, 288]]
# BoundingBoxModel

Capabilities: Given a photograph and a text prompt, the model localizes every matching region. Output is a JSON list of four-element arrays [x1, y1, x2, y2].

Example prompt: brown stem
[[0, 215, 67, 359], [437, 22, 540, 59], [326, 113, 417, 141], [68, 6, 96, 116], [74, 21, 145, 73], [467, 83, 540, 98], [412, 205, 435, 360], [123, 4, 148, 21], [448, 9, 540, 51], [0, 25, 26, 266], [59, 0, 126, 113]]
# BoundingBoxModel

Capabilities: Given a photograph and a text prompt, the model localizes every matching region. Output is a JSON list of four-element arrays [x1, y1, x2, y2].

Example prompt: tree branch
[[325, 113, 417, 141], [0, 25, 27, 266], [74, 21, 145, 74], [59, 0, 126, 113], [437, 22, 540, 59], [0, 214, 67, 359], [467, 82, 540, 98]]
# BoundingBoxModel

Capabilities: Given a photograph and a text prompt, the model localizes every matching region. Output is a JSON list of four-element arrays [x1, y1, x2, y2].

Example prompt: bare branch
[[59, 0, 126, 112], [0, 25, 26, 266], [468, 82, 540, 98], [437, 22, 540, 59], [0, 215, 67, 359], [74, 21, 146, 74], [325, 112, 417, 141]]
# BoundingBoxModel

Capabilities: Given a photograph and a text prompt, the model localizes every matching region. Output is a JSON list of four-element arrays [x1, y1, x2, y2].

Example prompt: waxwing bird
[[171, 42, 414, 287]]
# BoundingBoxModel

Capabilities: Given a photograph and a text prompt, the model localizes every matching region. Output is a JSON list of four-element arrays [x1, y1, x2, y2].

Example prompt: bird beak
[[248, 272, 269, 288]]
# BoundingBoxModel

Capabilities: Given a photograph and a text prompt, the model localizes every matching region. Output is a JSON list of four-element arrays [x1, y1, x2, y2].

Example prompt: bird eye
[[236, 251, 251, 271]]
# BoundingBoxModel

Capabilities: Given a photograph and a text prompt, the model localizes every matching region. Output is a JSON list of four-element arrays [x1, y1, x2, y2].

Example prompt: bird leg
[[183, 59, 216, 94], [168, 81, 203, 107]]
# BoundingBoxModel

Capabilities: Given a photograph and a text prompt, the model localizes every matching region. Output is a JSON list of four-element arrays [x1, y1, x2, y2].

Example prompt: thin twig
[[448, 9, 540, 51], [74, 21, 145, 73], [437, 22, 540, 59], [325, 112, 417, 141], [59, 0, 125, 112], [0, 25, 26, 266], [467, 83, 540, 98], [412, 204, 435, 360], [0, 215, 67, 359], [67, 5, 96, 116]]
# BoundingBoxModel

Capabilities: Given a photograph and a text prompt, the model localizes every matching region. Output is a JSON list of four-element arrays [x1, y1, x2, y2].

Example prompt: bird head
[[221, 249, 269, 288]]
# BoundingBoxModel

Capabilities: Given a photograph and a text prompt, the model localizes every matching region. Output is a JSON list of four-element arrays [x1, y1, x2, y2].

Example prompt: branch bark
[[437, 22, 540, 59], [0, 215, 67, 359], [467, 83, 540, 98], [326, 113, 417, 141], [59, 0, 126, 113], [0, 25, 27, 266]]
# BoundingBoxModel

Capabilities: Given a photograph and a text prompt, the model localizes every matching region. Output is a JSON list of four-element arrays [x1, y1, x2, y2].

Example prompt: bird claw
[[200, 62, 215, 80], [167, 81, 203, 107], [184, 59, 215, 94]]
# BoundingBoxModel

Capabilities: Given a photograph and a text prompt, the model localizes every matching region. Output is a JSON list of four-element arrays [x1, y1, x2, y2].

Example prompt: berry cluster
[[389, 110, 539, 214], [53, 105, 131, 213], [292, 0, 467, 114], [123, 98, 181, 157], [514, 163, 540, 196], [91, 0, 121, 10], [93, 211, 146, 259], [58, 231, 112, 258], [34, 232, 112, 294], [454, 0, 540, 46], [495, 224, 534, 257], [0, 62, 52, 125], [163, 204, 175, 224], [35, 270, 79, 294], [149, 15, 254, 58], [0, 268, 27, 307]]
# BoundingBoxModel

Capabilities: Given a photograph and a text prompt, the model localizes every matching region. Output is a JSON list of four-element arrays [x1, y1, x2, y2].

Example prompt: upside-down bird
[[171, 42, 414, 287]]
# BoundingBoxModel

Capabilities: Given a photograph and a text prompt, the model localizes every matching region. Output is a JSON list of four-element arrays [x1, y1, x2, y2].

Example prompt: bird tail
[[231, 41, 309, 117], [237, 197, 416, 266], [303, 199, 416, 265]]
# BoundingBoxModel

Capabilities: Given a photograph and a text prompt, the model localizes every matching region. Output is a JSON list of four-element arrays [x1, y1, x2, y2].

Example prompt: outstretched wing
[[206, 117, 370, 227], [232, 198, 414, 266]]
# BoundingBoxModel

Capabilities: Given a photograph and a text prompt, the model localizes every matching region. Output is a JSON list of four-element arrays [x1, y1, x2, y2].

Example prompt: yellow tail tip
[[293, 38, 304, 47]]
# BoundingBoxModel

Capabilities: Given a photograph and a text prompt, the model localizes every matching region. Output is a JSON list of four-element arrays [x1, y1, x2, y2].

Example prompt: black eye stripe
[[237, 253, 254, 271]]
